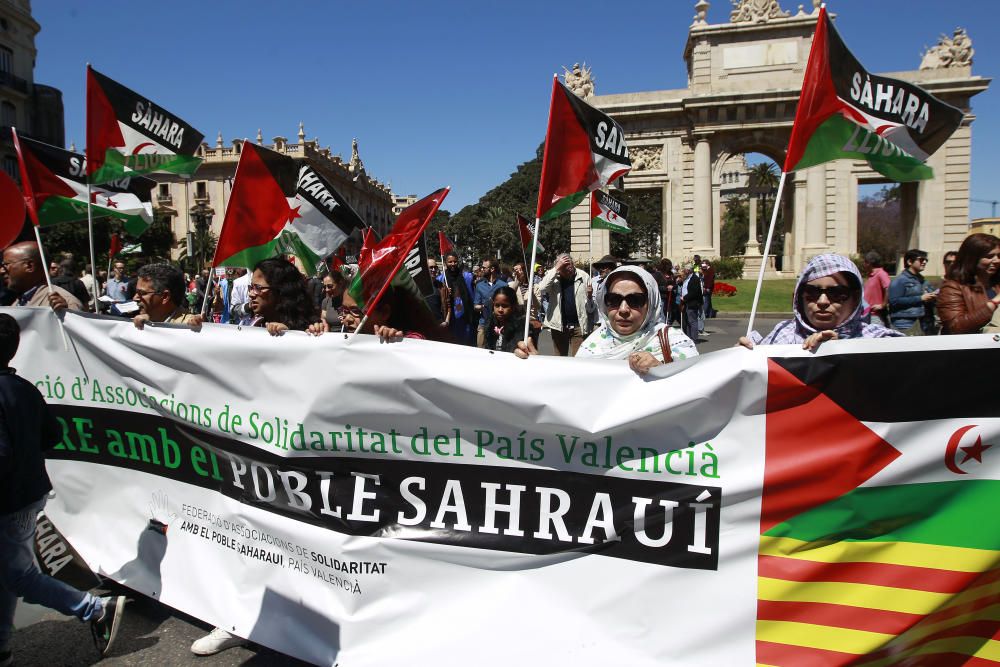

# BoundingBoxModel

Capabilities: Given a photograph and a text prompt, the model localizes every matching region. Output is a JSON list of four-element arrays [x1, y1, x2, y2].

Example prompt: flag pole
[[85, 183, 99, 313], [33, 225, 70, 350], [522, 217, 541, 346], [201, 268, 215, 319], [745, 170, 787, 338]]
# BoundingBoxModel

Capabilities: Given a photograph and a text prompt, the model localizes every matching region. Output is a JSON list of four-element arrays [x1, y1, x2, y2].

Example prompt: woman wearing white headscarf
[[577, 265, 697, 374]]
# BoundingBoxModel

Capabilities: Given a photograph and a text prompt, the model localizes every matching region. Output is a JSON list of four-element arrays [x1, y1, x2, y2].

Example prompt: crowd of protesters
[[1, 233, 999, 661]]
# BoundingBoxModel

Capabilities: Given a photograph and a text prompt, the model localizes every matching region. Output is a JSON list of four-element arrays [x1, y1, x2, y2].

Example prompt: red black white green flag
[[86, 66, 204, 185], [348, 188, 448, 311], [13, 129, 154, 235], [213, 143, 366, 274], [590, 190, 629, 234], [536, 77, 631, 221], [516, 214, 545, 253], [784, 7, 963, 181]]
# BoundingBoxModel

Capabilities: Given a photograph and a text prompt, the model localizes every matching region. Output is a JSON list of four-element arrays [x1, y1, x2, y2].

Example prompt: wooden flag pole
[[745, 170, 788, 339]]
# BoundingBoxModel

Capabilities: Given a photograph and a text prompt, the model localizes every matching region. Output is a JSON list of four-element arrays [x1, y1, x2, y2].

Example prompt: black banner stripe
[[772, 349, 1000, 422], [49, 405, 720, 570]]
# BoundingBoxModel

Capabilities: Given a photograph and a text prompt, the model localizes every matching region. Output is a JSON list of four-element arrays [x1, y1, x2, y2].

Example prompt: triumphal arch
[[570, 0, 990, 275]]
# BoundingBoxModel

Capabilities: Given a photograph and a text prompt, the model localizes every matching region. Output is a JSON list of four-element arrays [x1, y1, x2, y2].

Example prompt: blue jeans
[[0, 498, 102, 650]]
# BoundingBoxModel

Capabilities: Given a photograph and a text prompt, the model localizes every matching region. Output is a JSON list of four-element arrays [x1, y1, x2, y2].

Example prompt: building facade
[[151, 125, 395, 263], [570, 0, 989, 276], [0, 0, 64, 181]]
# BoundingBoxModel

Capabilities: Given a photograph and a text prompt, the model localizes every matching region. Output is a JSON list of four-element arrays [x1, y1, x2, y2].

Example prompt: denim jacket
[[888, 269, 932, 330]]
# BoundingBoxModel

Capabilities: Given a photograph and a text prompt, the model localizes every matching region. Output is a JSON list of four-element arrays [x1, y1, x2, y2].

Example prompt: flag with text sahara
[[516, 214, 545, 253], [13, 130, 154, 235], [213, 143, 366, 274], [86, 66, 204, 185], [348, 188, 448, 310], [536, 78, 631, 221], [590, 190, 629, 234], [756, 349, 1000, 666], [784, 7, 963, 182]]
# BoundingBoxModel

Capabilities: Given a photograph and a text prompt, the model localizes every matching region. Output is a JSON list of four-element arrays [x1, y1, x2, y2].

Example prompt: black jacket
[[0, 369, 61, 514]]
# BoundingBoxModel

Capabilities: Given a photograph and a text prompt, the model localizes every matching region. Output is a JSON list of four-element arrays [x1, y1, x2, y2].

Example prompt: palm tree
[[747, 161, 779, 194]]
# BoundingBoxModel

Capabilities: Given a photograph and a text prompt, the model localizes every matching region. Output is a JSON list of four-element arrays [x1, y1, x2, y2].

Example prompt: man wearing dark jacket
[[0, 315, 125, 662], [680, 266, 703, 343]]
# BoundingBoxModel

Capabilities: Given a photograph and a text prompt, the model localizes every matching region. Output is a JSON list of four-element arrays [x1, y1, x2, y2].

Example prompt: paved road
[[10, 312, 788, 666]]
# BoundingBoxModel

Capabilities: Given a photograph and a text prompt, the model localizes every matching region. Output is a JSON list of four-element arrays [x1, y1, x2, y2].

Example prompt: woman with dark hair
[[321, 270, 348, 329], [482, 286, 524, 353], [247, 258, 319, 335], [325, 283, 452, 343], [937, 233, 1000, 334]]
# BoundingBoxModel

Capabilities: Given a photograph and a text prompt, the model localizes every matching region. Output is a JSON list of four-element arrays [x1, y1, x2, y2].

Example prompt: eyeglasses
[[338, 305, 364, 318], [604, 292, 648, 309], [134, 288, 162, 298], [248, 283, 271, 295], [801, 285, 855, 303]]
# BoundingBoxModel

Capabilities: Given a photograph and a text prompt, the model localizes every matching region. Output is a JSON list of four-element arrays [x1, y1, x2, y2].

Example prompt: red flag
[[109, 232, 123, 259], [0, 169, 24, 247], [348, 188, 449, 311], [516, 214, 545, 253], [438, 230, 455, 257]]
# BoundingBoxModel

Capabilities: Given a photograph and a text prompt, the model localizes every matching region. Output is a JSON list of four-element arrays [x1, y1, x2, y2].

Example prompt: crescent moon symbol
[[945, 425, 977, 475], [131, 142, 154, 155]]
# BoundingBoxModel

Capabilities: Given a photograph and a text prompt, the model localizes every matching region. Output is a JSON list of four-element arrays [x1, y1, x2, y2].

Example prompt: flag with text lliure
[[213, 143, 366, 274], [86, 66, 204, 185], [13, 130, 154, 235], [783, 7, 963, 181], [536, 78, 631, 221]]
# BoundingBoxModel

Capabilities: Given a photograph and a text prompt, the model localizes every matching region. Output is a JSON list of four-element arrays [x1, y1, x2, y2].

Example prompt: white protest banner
[[10, 308, 1000, 666]]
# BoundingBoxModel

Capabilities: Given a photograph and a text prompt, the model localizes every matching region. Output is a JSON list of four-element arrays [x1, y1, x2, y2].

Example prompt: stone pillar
[[693, 137, 713, 254], [802, 164, 826, 266], [745, 197, 760, 255]]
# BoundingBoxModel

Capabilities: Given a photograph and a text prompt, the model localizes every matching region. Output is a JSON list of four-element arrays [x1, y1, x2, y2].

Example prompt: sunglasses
[[604, 292, 648, 309], [801, 285, 855, 303], [338, 305, 364, 318]]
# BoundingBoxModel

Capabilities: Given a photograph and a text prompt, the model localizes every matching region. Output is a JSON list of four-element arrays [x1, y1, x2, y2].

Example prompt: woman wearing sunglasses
[[517, 265, 698, 375], [740, 254, 902, 351]]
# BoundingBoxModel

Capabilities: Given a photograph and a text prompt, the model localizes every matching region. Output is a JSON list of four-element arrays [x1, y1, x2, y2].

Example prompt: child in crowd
[[482, 286, 524, 353]]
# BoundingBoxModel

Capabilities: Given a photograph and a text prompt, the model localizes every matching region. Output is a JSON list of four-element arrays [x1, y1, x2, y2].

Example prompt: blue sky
[[32, 0, 999, 217]]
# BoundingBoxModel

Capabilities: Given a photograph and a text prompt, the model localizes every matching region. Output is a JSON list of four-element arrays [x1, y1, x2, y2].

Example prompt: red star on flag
[[104, 196, 118, 209], [960, 435, 992, 464], [287, 205, 302, 223]]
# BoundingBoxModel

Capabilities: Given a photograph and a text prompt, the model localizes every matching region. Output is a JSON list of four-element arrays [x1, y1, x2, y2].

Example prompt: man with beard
[[443, 251, 476, 345], [0, 242, 80, 311]]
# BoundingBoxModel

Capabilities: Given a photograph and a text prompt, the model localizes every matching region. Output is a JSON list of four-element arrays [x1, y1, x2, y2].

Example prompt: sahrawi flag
[[756, 351, 1000, 665], [12, 130, 154, 235], [536, 77, 631, 221], [86, 66, 204, 185], [784, 7, 963, 181], [348, 188, 448, 310], [516, 214, 545, 253], [590, 190, 629, 234], [213, 143, 366, 274]]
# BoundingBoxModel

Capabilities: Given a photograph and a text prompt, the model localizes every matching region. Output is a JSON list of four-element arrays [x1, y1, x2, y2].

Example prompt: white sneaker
[[190, 627, 246, 656]]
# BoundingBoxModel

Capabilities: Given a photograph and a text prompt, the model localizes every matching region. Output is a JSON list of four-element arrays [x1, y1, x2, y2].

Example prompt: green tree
[[721, 197, 749, 257], [448, 143, 570, 266]]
